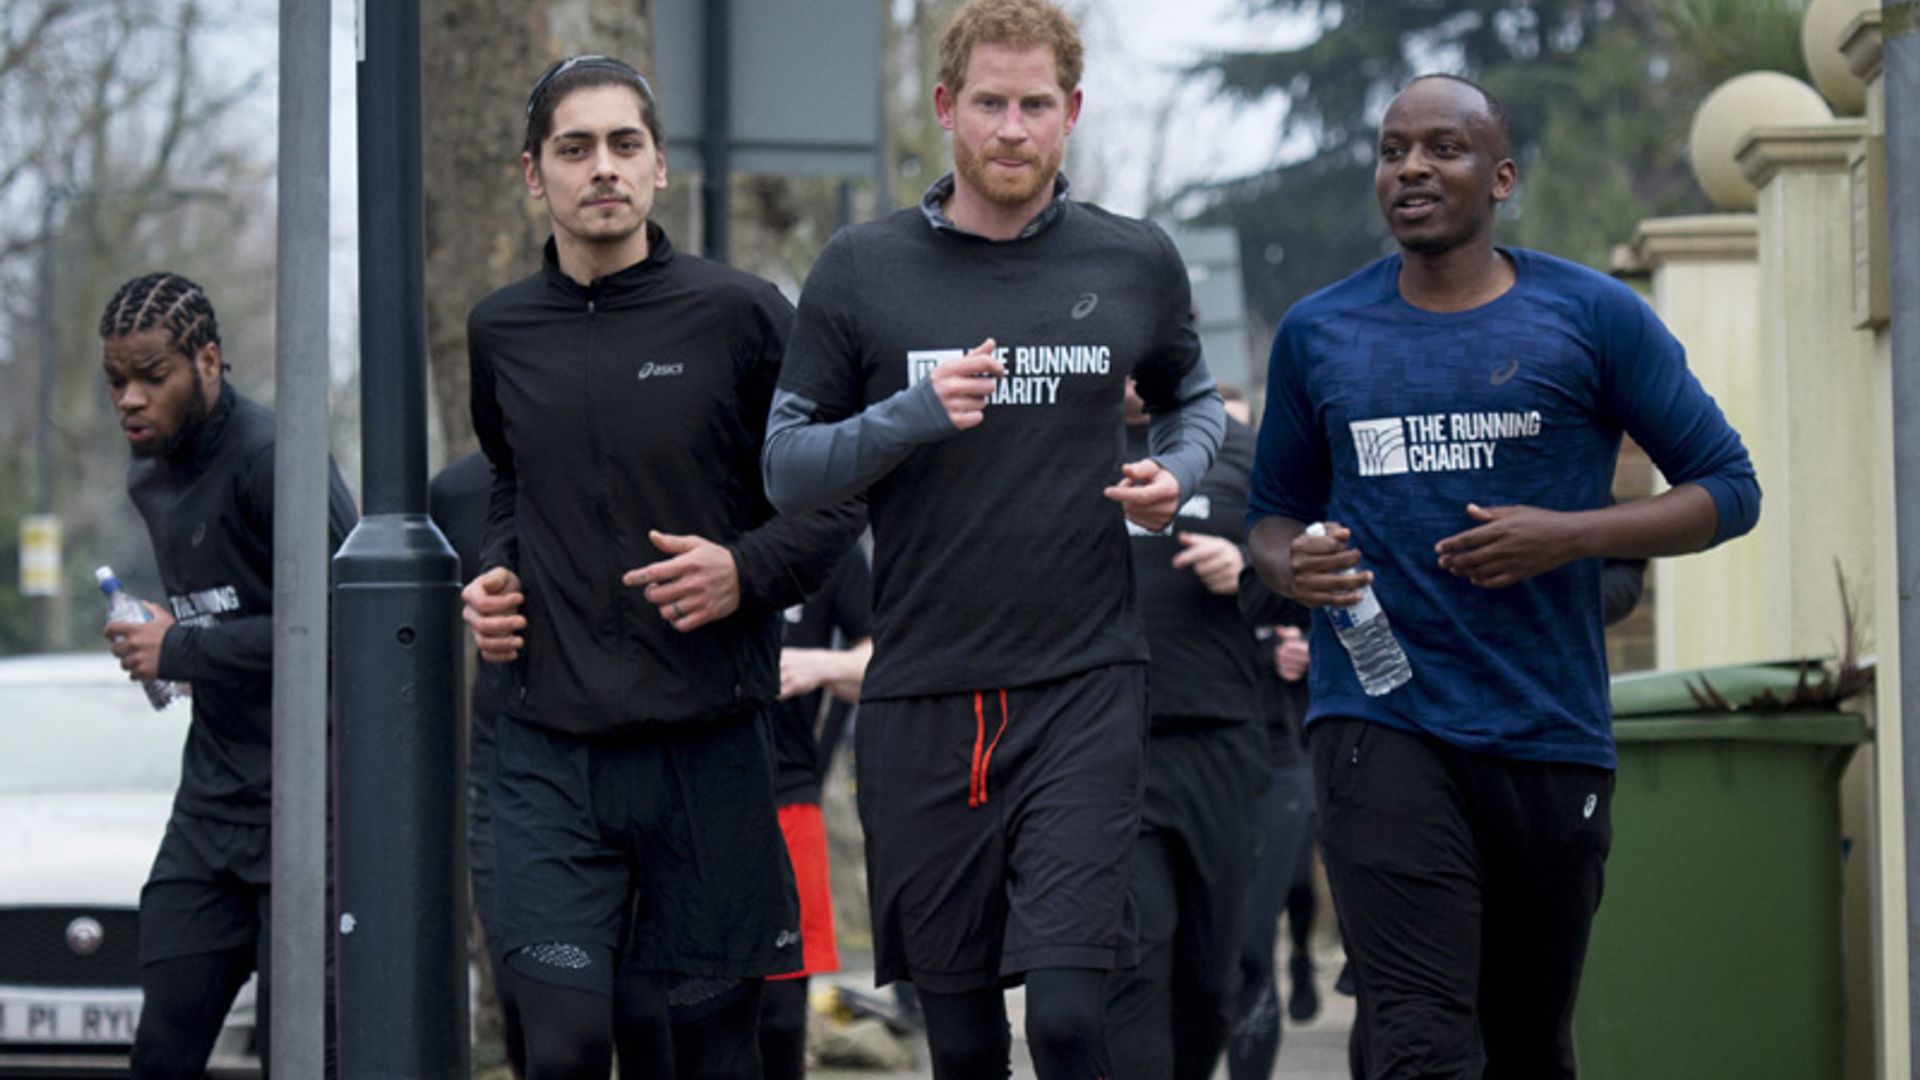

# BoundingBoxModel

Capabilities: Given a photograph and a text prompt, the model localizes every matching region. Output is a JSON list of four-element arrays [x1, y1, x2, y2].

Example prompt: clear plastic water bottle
[[95, 565, 181, 711], [1308, 523, 1412, 697]]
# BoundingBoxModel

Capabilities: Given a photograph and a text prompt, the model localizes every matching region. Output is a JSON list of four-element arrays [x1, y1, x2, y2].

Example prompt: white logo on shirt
[[168, 585, 242, 629], [1350, 411, 1543, 477], [635, 361, 685, 380], [904, 344, 1113, 408], [906, 349, 961, 388], [1350, 418, 1410, 477]]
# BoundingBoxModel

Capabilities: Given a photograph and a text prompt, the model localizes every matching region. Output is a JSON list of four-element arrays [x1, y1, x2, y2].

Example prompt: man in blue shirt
[[1246, 75, 1759, 1079]]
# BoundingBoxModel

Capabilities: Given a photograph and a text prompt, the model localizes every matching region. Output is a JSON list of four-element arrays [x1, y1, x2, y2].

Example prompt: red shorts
[[770, 801, 839, 979]]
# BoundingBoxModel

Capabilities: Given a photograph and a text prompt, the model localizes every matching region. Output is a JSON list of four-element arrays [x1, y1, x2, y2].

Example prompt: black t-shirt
[[777, 202, 1204, 699], [769, 547, 873, 805], [129, 386, 357, 823], [1128, 419, 1261, 730]]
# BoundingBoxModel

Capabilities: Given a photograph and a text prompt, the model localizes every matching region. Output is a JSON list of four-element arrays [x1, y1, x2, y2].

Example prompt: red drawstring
[[968, 689, 1011, 808], [969, 692, 987, 807]]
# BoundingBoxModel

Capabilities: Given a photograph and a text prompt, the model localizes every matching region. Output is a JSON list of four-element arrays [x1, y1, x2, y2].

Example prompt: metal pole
[[355, 7, 428, 517], [701, 0, 732, 262], [271, 1, 332, 1076], [334, 0, 465, 1074], [1884, 0, 1920, 1067], [35, 189, 61, 650]]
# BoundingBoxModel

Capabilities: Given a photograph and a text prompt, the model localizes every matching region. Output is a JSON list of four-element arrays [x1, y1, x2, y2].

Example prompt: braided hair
[[97, 272, 224, 364]]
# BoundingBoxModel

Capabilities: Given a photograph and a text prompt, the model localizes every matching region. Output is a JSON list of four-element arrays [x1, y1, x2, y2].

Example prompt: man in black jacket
[[461, 56, 861, 1080], [98, 271, 358, 1078]]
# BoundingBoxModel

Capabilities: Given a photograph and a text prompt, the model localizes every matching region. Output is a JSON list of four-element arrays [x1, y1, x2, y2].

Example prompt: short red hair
[[937, 0, 1084, 96]]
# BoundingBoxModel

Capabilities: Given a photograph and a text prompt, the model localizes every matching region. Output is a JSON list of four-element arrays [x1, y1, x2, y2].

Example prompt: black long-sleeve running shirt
[[765, 183, 1223, 699], [468, 228, 863, 734], [129, 384, 358, 823]]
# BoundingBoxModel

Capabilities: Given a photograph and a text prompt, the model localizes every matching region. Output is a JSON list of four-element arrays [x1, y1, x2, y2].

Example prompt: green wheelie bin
[[1573, 662, 1867, 1079]]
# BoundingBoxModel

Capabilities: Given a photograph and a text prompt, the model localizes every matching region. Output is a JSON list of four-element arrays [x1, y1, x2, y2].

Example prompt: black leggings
[[919, 968, 1108, 1080], [758, 977, 809, 1080], [509, 964, 765, 1080], [1227, 762, 1317, 1080], [132, 947, 260, 1080]]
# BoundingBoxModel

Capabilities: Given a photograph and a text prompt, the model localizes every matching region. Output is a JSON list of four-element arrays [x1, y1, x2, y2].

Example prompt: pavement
[[808, 943, 1355, 1079]]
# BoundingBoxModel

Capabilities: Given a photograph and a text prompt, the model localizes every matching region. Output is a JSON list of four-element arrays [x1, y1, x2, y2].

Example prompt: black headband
[[525, 55, 652, 121]]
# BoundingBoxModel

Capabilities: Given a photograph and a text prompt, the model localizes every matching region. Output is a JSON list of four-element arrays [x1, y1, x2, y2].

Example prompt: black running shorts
[[139, 812, 271, 966], [857, 663, 1148, 992], [491, 710, 800, 994]]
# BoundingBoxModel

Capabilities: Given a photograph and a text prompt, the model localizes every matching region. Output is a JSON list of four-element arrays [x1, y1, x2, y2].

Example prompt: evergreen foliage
[[1187, 0, 1812, 330]]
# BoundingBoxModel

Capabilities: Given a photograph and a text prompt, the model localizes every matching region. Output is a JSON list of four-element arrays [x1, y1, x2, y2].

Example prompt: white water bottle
[[95, 566, 181, 711], [1308, 523, 1412, 696]]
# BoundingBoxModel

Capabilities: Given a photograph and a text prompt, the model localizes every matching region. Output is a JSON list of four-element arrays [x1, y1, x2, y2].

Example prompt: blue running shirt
[[1249, 249, 1760, 768]]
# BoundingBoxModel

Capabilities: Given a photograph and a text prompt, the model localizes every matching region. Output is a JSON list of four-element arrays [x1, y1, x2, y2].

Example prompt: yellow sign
[[19, 514, 62, 596]]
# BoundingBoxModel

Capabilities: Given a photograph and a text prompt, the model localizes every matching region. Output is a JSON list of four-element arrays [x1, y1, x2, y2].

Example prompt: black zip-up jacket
[[129, 384, 359, 823], [468, 227, 863, 734]]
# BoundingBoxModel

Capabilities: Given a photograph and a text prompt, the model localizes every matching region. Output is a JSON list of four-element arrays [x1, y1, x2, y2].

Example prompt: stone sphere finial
[[1801, 0, 1870, 114], [1688, 72, 1832, 210]]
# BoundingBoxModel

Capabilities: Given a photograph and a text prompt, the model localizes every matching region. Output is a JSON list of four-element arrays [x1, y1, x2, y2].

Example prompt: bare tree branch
[[138, 0, 197, 189], [0, 0, 80, 82]]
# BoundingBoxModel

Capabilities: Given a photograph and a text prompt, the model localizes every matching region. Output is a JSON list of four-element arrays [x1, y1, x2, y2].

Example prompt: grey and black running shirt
[[764, 176, 1224, 699]]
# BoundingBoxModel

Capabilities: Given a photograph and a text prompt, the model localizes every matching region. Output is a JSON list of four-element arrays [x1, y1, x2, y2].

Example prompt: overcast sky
[[1074, 0, 1318, 215]]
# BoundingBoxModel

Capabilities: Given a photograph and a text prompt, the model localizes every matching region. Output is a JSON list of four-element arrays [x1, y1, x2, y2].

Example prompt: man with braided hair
[[98, 271, 357, 1078]]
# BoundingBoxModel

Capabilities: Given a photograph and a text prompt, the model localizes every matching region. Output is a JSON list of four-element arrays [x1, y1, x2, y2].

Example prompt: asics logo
[[1490, 359, 1521, 386], [636, 361, 685, 380], [1071, 293, 1099, 320]]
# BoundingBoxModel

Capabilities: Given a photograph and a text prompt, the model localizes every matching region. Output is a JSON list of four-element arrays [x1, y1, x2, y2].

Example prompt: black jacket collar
[[540, 221, 678, 303]]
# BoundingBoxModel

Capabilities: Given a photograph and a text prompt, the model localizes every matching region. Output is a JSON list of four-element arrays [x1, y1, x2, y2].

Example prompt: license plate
[[0, 988, 141, 1043]]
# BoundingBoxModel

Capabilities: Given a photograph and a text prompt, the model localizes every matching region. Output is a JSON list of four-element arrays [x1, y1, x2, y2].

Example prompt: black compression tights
[[132, 949, 257, 1080], [509, 964, 765, 1080], [758, 977, 809, 1080], [919, 968, 1110, 1080]]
